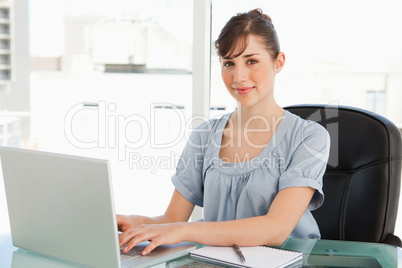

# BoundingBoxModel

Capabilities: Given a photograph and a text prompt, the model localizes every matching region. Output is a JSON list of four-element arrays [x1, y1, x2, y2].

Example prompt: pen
[[233, 244, 246, 263]]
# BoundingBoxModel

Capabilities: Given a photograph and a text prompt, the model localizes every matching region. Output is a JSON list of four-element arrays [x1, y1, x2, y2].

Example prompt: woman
[[117, 8, 330, 256]]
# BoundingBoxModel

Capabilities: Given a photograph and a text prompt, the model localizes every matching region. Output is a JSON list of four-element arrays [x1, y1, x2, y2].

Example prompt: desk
[[1, 233, 400, 267]]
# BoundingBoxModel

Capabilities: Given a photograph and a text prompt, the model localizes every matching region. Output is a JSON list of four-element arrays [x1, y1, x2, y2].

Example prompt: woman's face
[[220, 35, 284, 108]]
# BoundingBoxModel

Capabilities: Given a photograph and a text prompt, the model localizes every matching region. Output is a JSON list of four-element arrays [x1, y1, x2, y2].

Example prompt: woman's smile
[[234, 86, 255, 95]]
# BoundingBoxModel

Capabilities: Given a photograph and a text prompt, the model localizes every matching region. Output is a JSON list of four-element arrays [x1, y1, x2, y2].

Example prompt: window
[[366, 90, 386, 115], [0, 0, 193, 234]]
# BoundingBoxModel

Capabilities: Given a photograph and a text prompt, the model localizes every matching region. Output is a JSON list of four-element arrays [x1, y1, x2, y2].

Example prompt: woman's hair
[[215, 8, 280, 60]]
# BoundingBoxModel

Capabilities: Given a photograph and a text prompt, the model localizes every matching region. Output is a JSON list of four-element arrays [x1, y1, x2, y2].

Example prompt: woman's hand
[[116, 190, 195, 256], [118, 222, 187, 256], [116, 214, 146, 233]]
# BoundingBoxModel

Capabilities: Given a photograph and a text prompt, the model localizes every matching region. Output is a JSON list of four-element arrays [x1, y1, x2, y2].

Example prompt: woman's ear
[[275, 52, 285, 73]]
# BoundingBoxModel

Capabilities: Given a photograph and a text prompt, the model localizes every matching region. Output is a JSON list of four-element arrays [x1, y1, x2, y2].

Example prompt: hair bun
[[249, 8, 272, 22]]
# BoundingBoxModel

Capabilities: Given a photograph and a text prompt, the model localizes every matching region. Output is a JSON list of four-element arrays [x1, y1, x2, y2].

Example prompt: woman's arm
[[117, 189, 195, 229], [119, 186, 315, 255], [186, 187, 314, 246]]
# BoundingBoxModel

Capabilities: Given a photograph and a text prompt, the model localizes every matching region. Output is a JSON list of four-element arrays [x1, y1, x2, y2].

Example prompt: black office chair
[[284, 104, 402, 247]]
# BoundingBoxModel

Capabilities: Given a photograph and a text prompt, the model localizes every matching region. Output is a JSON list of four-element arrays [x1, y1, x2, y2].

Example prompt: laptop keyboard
[[120, 247, 142, 262]]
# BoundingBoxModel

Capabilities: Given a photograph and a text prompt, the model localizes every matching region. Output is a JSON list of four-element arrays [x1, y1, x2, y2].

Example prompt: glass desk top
[[1, 233, 400, 267]]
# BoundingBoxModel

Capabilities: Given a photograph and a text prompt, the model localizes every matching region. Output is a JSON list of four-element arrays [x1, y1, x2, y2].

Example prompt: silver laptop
[[0, 146, 195, 268]]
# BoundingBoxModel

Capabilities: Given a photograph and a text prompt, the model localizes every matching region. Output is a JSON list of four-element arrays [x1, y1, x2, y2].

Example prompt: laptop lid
[[0, 146, 121, 267]]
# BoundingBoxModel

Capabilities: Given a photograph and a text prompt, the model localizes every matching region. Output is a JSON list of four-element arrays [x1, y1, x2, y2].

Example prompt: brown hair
[[215, 8, 280, 60]]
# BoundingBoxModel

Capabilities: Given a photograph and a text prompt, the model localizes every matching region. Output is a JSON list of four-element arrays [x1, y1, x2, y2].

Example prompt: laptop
[[0, 146, 196, 268]]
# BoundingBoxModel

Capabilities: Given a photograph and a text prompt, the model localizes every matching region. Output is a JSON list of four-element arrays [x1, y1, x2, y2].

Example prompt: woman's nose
[[233, 65, 248, 83]]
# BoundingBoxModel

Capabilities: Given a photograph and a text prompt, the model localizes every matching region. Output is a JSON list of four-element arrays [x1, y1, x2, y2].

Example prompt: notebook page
[[190, 245, 302, 268]]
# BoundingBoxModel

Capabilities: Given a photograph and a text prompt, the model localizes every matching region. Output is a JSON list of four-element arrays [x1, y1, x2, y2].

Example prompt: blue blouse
[[171, 110, 330, 239]]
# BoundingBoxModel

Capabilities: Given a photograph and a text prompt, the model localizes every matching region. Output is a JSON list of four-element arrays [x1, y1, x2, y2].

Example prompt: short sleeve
[[279, 121, 330, 211], [171, 120, 216, 207]]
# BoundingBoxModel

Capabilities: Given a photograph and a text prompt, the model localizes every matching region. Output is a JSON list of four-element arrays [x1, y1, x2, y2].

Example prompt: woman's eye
[[223, 61, 234, 67], [247, 59, 258, 64]]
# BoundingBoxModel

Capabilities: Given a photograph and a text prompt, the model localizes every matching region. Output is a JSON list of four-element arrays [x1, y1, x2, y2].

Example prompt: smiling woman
[[209, 0, 402, 240], [215, 9, 285, 117], [219, 34, 284, 108], [117, 8, 330, 256]]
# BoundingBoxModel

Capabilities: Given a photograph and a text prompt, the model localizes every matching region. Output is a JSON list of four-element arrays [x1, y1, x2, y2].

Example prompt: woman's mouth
[[234, 87, 254, 95]]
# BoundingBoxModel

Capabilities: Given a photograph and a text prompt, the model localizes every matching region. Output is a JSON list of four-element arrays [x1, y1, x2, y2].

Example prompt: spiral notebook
[[190, 245, 302, 268]]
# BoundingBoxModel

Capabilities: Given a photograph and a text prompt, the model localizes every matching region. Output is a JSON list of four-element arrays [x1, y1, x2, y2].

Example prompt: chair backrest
[[284, 104, 402, 246]]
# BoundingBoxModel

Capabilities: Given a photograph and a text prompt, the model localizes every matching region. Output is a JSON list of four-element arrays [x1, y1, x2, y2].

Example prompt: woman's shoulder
[[277, 111, 330, 169], [284, 110, 328, 137], [280, 110, 330, 152]]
